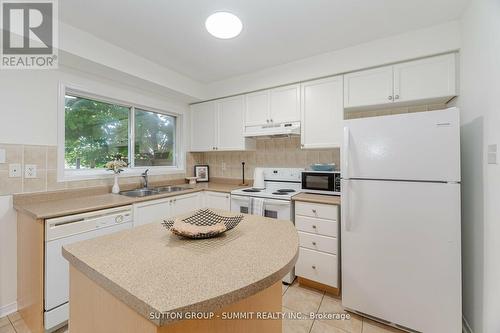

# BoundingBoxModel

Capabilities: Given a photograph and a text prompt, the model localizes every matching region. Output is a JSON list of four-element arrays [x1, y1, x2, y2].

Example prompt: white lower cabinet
[[296, 247, 338, 287], [203, 191, 231, 210], [133, 197, 172, 227], [171, 192, 202, 216], [133, 192, 201, 226], [294, 201, 340, 288]]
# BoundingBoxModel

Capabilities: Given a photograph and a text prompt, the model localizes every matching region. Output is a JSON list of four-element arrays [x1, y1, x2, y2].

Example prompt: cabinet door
[[133, 198, 172, 227], [172, 192, 201, 216], [343, 66, 394, 109], [245, 90, 270, 126], [190, 101, 217, 152], [301, 76, 344, 149], [204, 191, 230, 210], [270, 84, 300, 123], [217, 96, 245, 150], [393, 53, 456, 103]]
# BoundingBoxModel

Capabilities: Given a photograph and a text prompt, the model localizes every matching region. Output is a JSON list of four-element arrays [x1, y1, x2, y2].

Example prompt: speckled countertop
[[292, 192, 341, 205], [14, 182, 245, 219], [62, 212, 299, 326]]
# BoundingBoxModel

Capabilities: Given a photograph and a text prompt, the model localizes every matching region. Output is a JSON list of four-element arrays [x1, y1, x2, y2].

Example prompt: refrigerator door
[[341, 179, 461, 333], [342, 107, 460, 182]]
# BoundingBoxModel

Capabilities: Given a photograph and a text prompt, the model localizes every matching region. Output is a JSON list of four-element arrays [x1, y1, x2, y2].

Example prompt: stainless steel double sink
[[120, 186, 193, 197]]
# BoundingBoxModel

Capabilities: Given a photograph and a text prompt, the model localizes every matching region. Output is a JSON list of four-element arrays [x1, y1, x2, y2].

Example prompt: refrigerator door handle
[[342, 179, 350, 231], [343, 126, 350, 179]]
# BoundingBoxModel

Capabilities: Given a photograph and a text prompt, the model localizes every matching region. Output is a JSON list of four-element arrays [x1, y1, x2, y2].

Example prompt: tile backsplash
[[0, 143, 185, 196], [187, 136, 340, 180]]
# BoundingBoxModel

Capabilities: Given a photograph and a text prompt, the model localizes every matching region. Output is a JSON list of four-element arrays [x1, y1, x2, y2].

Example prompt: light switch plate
[[9, 163, 21, 178], [0, 149, 5, 163], [25, 164, 37, 178]]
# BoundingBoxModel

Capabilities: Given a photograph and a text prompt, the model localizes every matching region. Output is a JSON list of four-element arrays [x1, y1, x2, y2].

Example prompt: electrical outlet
[[25, 164, 37, 178], [9, 163, 21, 178], [0, 149, 5, 163]]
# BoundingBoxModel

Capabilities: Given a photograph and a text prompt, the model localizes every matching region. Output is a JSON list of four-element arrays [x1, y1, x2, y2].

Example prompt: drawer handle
[[312, 225, 317, 229], [312, 241, 316, 245], [312, 265, 316, 269]]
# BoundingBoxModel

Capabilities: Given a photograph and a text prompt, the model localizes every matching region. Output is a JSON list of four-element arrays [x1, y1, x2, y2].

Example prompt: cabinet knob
[[395, 95, 400, 100], [312, 265, 316, 269], [270, 118, 273, 122], [312, 209, 317, 213], [388, 96, 393, 100], [312, 225, 317, 229], [226, 195, 229, 199], [312, 241, 316, 246]]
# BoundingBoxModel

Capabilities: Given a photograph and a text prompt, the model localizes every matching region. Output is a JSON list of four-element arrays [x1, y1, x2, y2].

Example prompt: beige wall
[[0, 143, 185, 196], [187, 136, 340, 180]]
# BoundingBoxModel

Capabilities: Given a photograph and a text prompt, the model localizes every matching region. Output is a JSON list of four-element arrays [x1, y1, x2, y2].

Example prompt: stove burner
[[277, 189, 295, 193], [272, 192, 289, 195], [242, 188, 262, 192]]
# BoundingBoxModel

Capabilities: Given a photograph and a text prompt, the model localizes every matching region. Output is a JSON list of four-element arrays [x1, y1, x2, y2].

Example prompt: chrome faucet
[[141, 169, 149, 189]]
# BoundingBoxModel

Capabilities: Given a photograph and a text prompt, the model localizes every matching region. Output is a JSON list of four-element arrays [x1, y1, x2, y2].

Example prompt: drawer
[[295, 201, 338, 220], [298, 231, 337, 254], [295, 215, 338, 237], [296, 247, 338, 288]]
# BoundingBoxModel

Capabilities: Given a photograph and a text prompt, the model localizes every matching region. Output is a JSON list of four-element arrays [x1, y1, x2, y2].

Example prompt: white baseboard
[[463, 316, 473, 333], [0, 301, 17, 317]]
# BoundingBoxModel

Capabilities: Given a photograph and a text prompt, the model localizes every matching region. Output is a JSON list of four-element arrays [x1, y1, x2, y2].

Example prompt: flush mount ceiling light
[[205, 12, 242, 39]]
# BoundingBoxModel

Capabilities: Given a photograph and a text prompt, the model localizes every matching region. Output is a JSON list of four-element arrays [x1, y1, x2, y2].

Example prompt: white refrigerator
[[341, 107, 462, 333]]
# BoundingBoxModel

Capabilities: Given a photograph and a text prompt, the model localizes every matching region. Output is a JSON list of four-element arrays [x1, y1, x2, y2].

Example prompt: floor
[[1, 281, 404, 333], [281, 280, 405, 333]]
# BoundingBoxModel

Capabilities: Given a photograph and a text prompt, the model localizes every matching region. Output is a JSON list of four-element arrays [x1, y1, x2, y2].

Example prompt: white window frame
[[57, 82, 185, 181]]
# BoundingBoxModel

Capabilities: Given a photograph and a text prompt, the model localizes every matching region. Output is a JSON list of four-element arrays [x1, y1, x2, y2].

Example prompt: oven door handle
[[264, 199, 291, 206]]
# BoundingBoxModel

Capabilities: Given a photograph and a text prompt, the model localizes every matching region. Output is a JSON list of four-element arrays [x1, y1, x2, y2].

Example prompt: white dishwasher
[[44, 206, 133, 331]]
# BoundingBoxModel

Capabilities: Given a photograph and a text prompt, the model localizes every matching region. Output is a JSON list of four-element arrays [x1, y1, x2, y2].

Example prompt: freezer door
[[341, 179, 461, 333], [342, 107, 460, 182]]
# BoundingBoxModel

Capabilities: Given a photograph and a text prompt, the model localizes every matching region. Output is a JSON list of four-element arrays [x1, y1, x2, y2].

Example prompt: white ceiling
[[60, 0, 468, 83]]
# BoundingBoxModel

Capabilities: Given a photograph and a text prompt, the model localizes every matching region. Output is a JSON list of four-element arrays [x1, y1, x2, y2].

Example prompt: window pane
[[65, 94, 129, 169], [134, 109, 176, 167]]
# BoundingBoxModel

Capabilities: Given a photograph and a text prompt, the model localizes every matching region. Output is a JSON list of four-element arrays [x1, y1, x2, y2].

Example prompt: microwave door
[[304, 173, 331, 191]]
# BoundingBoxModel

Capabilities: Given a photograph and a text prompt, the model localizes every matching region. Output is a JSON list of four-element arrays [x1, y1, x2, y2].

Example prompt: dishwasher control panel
[[45, 206, 133, 241]]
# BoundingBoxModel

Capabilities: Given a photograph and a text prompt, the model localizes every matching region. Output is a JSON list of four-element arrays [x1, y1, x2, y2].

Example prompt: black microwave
[[301, 171, 341, 195]]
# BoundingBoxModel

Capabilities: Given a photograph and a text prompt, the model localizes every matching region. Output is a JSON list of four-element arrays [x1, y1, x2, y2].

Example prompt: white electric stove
[[230, 168, 304, 284]]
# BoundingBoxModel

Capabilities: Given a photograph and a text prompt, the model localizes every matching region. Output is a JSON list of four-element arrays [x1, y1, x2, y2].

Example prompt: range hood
[[244, 122, 301, 137]]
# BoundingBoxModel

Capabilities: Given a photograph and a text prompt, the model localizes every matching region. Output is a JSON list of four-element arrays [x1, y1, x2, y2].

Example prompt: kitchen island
[[62, 211, 299, 333]]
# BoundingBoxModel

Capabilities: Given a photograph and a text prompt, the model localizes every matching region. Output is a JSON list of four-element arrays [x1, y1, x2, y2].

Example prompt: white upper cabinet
[[301, 76, 344, 149], [245, 91, 270, 126], [190, 101, 217, 152], [244, 84, 301, 128], [190, 98, 255, 152], [344, 66, 394, 109], [217, 96, 246, 151], [393, 53, 456, 103], [269, 84, 301, 123], [344, 53, 457, 110]]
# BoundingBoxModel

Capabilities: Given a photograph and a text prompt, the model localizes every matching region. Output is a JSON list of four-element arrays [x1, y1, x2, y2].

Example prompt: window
[[134, 109, 176, 167], [63, 90, 179, 176]]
